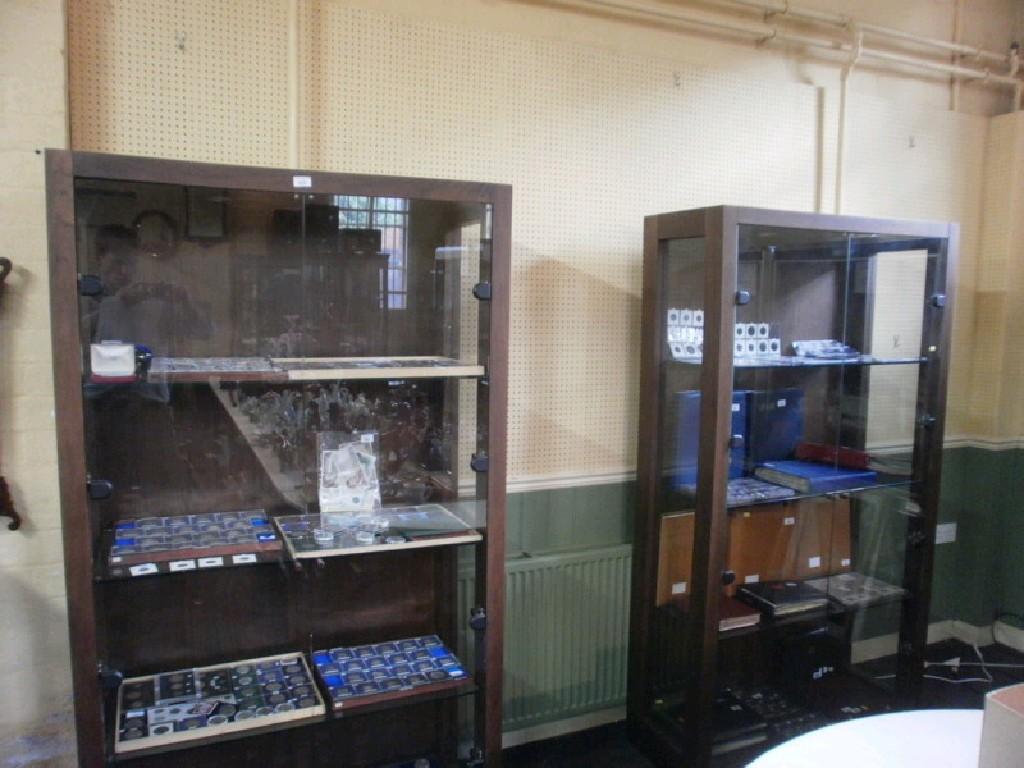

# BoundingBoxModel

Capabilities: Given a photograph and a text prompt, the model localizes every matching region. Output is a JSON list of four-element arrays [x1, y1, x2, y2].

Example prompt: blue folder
[[674, 390, 749, 487], [748, 388, 804, 465]]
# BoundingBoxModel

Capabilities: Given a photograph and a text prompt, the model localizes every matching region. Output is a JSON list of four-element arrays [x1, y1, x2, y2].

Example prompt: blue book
[[754, 460, 877, 494]]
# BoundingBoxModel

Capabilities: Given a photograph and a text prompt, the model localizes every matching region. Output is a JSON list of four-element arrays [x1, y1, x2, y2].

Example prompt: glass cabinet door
[[714, 223, 947, 749], [68, 173, 498, 763]]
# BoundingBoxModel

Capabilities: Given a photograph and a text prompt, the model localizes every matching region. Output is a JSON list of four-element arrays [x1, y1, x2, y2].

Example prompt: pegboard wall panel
[[68, 0, 291, 166], [69, 1, 820, 480], [843, 92, 988, 439], [299, 3, 818, 479]]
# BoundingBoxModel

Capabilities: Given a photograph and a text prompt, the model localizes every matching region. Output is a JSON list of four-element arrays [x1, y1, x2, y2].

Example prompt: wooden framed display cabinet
[[627, 206, 956, 767], [46, 150, 510, 768]]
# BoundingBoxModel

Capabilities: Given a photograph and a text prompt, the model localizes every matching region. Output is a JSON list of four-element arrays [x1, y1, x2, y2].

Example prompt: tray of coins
[[311, 635, 472, 712], [104, 510, 282, 578], [114, 652, 325, 754]]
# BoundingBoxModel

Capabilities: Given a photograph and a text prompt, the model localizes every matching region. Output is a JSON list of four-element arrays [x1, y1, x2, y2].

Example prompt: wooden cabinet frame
[[627, 206, 956, 766], [46, 150, 510, 767]]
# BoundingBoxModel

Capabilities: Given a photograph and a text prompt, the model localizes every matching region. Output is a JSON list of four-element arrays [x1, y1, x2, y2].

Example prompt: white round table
[[747, 709, 982, 768]]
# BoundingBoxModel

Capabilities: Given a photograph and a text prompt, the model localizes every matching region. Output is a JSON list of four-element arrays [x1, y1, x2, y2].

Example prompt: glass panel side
[[650, 236, 706, 729]]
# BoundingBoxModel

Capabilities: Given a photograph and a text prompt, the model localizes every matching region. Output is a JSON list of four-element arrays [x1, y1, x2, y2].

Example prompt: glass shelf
[[664, 477, 916, 516], [137, 356, 485, 384], [668, 355, 926, 369], [276, 503, 483, 561]]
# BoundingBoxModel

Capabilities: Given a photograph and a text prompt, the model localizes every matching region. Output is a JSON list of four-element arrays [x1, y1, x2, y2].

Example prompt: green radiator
[[459, 544, 633, 732]]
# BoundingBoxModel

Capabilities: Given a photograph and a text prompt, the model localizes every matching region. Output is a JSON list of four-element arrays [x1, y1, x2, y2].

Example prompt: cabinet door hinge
[[87, 479, 114, 501], [78, 274, 104, 297], [470, 454, 489, 473], [472, 282, 492, 301], [98, 664, 124, 691], [469, 607, 487, 632]]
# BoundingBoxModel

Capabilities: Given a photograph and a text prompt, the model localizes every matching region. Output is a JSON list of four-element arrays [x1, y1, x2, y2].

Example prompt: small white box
[[756, 339, 771, 356], [693, 310, 704, 327], [735, 324, 745, 339], [91, 341, 136, 379], [745, 340, 758, 356], [745, 323, 758, 339], [734, 340, 746, 357], [680, 309, 694, 326], [667, 309, 680, 326], [768, 338, 781, 355], [667, 326, 684, 342], [757, 323, 770, 338]]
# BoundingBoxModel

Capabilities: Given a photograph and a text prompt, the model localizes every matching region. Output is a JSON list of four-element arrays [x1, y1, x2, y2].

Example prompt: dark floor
[[503, 640, 1024, 768], [504, 721, 652, 768]]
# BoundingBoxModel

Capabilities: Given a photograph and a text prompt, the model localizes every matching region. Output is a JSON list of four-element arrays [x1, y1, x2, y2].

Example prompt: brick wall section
[[0, 0, 75, 764]]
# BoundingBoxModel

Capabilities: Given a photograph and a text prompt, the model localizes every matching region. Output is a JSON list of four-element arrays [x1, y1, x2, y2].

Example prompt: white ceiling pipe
[[570, 0, 1023, 91], [862, 47, 1020, 85], [834, 25, 862, 214], [287, 0, 301, 168], [857, 22, 1008, 66], [698, 0, 1011, 66]]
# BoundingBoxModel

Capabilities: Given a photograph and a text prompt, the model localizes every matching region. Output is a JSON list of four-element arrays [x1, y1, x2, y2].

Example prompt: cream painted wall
[[0, 0, 74, 763], [1, 0, 1021, 763], [969, 111, 1024, 442]]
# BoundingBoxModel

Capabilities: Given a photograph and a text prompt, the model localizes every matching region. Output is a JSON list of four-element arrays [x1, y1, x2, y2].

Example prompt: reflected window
[[336, 195, 408, 309]]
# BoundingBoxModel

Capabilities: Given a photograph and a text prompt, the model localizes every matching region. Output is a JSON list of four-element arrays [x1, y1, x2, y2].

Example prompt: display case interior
[[630, 208, 953, 767], [49, 152, 508, 768]]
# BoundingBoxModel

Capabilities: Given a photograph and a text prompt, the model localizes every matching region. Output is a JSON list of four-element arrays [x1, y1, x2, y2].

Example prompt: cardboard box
[[979, 683, 1024, 768]]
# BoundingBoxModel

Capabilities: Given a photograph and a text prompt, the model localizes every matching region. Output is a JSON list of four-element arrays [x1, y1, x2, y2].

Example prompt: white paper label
[[232, 553, 258, 565], [360, 433, 374, 443], [671, 581, 687, 595], [731, 403, 740, 412], [841, 558, 851, 567], [129, 563, 158, 576], [169, 560, 196, 572], [110, 556, 123, 564], [777, 398, 787, 408], [125, 708, 146, 719], [935, 522, 957, 545], [198, 557, 224, 569], [744, 574, 760, 584], [784, 516, 796, 526], [292, 175, 312, 188], [808, 556, 822, 569]]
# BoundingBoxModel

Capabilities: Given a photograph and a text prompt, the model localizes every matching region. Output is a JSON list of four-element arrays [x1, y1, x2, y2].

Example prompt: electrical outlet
[[935, 522, 957, 545]]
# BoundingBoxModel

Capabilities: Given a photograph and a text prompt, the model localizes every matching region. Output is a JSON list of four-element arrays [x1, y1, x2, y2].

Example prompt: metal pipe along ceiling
[[709, 0, 1012, 66], [566, 0, 1023, 93]]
